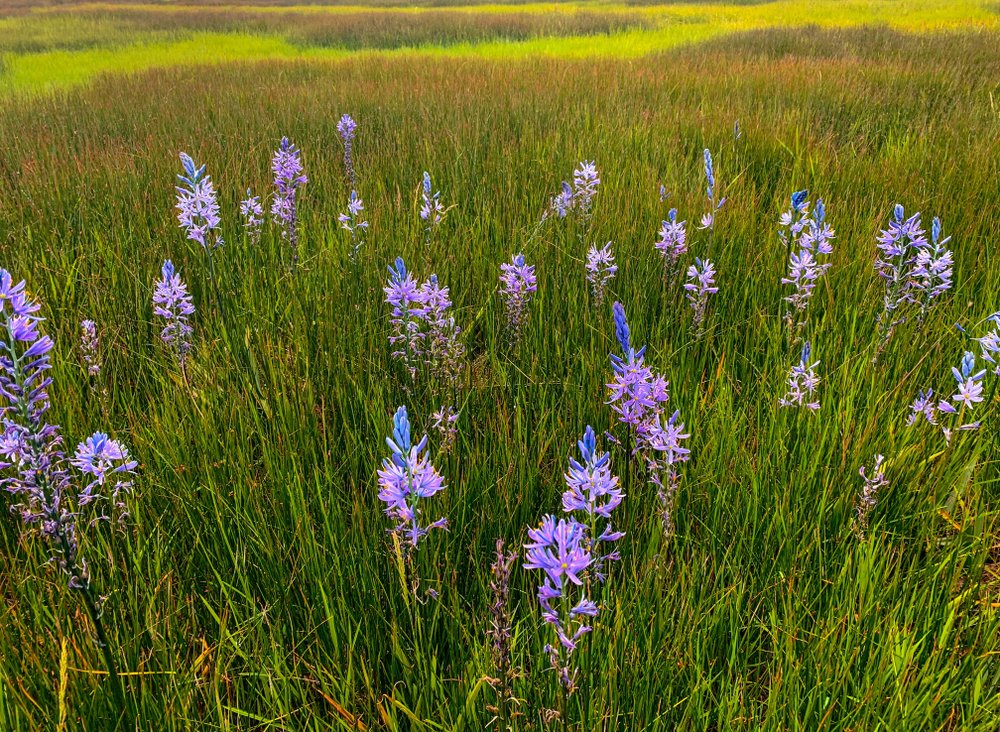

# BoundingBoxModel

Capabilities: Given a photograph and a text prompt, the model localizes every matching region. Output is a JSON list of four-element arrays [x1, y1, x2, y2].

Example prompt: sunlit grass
[[1, 0, 998, 92]]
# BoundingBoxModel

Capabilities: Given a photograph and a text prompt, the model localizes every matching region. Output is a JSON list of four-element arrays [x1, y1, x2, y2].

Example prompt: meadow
[[1, 2, 1000, 731]]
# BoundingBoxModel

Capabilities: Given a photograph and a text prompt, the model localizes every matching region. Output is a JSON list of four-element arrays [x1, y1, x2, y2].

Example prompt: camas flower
[[547, 161, 600, 226], [779, 192, 834, 335], [339, 190, 369, 263], [523, 515, 595, 694], [645, 409, 690, 540], [912, 216, 953, 321], [655, 209, 687, 283], [700, 149, 726, 235], [152, 260, 194, 365], [377, 406, 448, 548], [79, 319, 100, 377], [562, 426, 624, 581], [1, 270, 137, 591], [384, 258, 424, 377], [499, 253, 537, 346], [684, 258, 718, 338], [420, 171, 448, 246], [72, 432, 138, 522], [176, 153, 223, 251], [906, 350, 985, 441], [585, 242, 617, 305], [239, 188, 264, 246], [271, 137, 308, 267], [337, 114, 357, 188], [779, 341, 821, 412]]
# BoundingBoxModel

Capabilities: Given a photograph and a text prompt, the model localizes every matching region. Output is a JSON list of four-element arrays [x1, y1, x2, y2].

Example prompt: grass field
[[1, 2, 1000, 731]]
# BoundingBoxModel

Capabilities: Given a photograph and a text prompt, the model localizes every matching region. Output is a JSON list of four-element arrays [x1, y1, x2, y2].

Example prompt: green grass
[[1, 21, 1000, 732], [1, 0, 999, 92]]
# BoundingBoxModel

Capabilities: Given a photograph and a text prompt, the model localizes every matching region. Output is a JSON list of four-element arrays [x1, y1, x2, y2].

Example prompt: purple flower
[[854, 455, 887, 540], [607, 302, 671, 449], [906, 350, 985, 441], [152, 260, 194, 365], [79, 319, 100, 377], [523, 514, 595, 693], [1, 270, 138, 592], [239, 188, 263, 246], [572, 161, 600, 219], [585, 242, 617, 305], [873, 205, 927, 356], [337, 114, 357, 187], [701, 149, 725, 236], [176, 153, 223, 251], [385, 257, 424, 377], [644, 409, 691, 539], [499, 253, 537, 346], [655, 209, 687, 283], [339, 190, 369, 263], [912, 216, 953, 320], [271, 137, 308, 267], [432, 404, 459, 454], [377, 406, 448, 548], [684, 258, 718, 338], [780, 193, 834, 334], [420, 171, 447, 246], [72, 432, 138, 522], [779, 341, 821, 412], [562, 426, 624, 581]]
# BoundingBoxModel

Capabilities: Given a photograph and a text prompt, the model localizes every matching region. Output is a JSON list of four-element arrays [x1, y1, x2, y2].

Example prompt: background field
[[1, 2, 1000, 731]]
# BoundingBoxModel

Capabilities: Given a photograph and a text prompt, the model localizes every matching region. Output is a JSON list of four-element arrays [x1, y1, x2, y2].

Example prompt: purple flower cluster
[[420, 171, 447, 246], [548, 161, 600, 225], [854, 455, 887, 540], [271, 137, 308, 267], [585, 242, 617, 305], [523, 515, 597, 694], [384, 258, 466, 387], [698, 149, 726, 233], [72, 432, 138, 524], [176, 153, 223, 251], [432, 404, 459, 454], [377, 406, 448, 548], [645, 409, 690, 540], [152, 260, 195, 365], [973, 313, 1000, 376], [1, 270, 137, 590], [339, 190, 369, 263], [684, 258, 718, 338], [80, 319, 100, 377], [498, 253, 537, 346], [239, 188, 264, 247], [778, 341, 821, 412], [606, 302, 671, 448], [907, 350, 985, 442], [779, 191, 834, 334], [874, 205, 953, 356], [562, 426, 625, 581], [655, 209, 687, 284], [337, 114, 357, 188]]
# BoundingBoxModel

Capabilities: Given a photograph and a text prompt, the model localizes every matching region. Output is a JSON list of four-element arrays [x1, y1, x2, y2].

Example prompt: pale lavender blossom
[[699, 149, 726, 239], [779, 341, 821, 412], [239, 188, 263, 246], [644, 409, 690, 540], [420, 171, 447, 247], [561, 426, 624, 582], [585, 242, 617, 304], [72, 432, 138, 523], [79, 319, 100, 377], [655, 209, 687, 283], [417, 274, 465, 387], [684, 258, 718, 338], [339, 190, 368, 263], [912, 216, 954, 321], [152, 260, 194, 366], [523, 515, 596, 694], [499, 253, 537, 346], [176, 153, 223, 251], [854, 455, 887, 540], [906, 350, 985, 442], [385, 258, 424, 377], [337, 114, 357, 188], [546, 161, 600, 228], [780, 192, 834, 335], [432, 404, 459, 454], [377, 406, 448, 549], [271, 136, 308, 268]]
